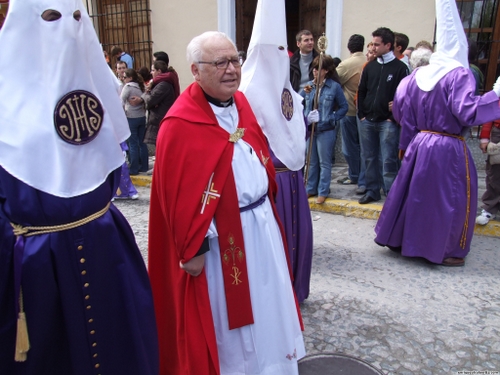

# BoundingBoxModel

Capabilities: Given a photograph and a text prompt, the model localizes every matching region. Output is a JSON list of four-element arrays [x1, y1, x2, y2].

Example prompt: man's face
[[372, 36, 391, 57], [116, 63, 127, 81], [191, 38, 241, 101], [297, 34, 314, 54]]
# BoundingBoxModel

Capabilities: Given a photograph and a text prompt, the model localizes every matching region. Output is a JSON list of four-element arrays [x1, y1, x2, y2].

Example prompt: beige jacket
[[336, 52, 365, 116]]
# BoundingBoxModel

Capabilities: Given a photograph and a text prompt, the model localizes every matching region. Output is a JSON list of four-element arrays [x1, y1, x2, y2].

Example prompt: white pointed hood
[[239, 0, 306, 171], [416, 0, 469, 91], [0, 0, 129, 197]]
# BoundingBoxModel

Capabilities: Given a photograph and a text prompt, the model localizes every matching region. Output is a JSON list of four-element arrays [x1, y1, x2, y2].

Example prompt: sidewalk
[[130, 161, 500, 238], [316, 163, 500, 238]]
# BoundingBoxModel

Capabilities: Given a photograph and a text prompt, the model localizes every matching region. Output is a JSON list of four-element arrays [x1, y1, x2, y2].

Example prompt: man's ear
[[191, 63, 200, 82]]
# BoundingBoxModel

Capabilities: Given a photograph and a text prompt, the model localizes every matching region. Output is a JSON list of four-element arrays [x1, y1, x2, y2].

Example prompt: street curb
[[309, 197, 500, 239], [309, 198, 381, 220], [130, 175, 500, 238]]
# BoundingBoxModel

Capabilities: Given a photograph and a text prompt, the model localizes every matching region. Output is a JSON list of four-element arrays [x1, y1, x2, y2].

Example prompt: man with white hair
[[148, 31, 305, 375], [409, 47, 432, 70]]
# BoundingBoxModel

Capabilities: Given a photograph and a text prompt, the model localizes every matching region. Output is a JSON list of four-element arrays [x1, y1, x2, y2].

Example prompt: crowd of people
[[1, 0, 500, 374], [108, 46, 181, 200], [291, 20, 500, 270]]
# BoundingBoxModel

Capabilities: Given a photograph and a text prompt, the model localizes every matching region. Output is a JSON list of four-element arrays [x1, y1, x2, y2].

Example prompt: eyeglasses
[[197, 58, 241, 70]]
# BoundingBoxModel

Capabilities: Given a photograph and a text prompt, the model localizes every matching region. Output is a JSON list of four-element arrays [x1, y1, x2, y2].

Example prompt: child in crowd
[[476, 119, 500, 224]]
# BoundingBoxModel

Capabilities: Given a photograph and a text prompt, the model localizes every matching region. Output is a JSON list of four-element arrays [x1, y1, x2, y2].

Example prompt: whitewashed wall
[[150, 0, 436, 90]]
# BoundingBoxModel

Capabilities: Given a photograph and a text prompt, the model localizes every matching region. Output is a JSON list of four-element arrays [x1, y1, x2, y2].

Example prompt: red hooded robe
[[148, 82, 302, 375]]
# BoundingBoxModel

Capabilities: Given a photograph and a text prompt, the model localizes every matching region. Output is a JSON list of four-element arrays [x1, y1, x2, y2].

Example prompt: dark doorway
[[235, 0, 325, 54]]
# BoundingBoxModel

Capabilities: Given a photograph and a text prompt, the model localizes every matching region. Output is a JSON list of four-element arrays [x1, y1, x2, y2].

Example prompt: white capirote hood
[[416, 0, 469, 91], [0, 0, 130, 197], [239, 0, 306, 171]]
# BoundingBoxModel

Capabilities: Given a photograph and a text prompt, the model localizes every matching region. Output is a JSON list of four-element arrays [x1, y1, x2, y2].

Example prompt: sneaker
[[476, 210, 495, 225], [337, 177, 349, 184], [342, 178, 357, 185], [131, 194, 139, 200], [355, 186, 366, 195]]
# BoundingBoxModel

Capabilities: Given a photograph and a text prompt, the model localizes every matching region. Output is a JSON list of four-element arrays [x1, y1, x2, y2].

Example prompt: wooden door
[[235, 0, 326, 54], [235, 0, 258, 52], [298, 0, 327, 47]]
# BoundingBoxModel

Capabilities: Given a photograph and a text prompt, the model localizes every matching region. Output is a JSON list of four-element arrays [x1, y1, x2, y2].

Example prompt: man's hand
[[480, 140, 489, 153], [388, 101, 393, 112], [179, 254, 205, 277], [398, 149, 405, 160]]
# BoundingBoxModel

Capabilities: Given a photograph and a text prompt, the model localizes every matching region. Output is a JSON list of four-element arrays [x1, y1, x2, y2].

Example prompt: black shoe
[[358, 194, 379, 204]]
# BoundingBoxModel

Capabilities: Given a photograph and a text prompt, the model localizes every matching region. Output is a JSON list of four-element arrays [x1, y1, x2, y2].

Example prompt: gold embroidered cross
[[229, 128, 245, 143], [260, 150, 269, 166], [200, 173, 220, 214]]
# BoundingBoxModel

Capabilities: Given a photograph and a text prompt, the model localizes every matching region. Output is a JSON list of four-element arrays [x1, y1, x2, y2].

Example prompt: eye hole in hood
[[41, 9, 62, 22]]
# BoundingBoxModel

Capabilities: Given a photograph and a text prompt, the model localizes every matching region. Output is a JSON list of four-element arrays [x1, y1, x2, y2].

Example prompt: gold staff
[[304, 33, 328, 187]]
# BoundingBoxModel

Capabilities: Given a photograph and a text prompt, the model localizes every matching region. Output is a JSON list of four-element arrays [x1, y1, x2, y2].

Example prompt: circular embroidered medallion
[[54, 90, 104, 145], [281, 88, 293, 121]]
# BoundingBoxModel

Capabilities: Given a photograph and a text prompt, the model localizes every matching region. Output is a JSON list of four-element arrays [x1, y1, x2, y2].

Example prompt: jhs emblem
[[281, 88, 294, 121], [387, 74, 394, 82], [54, 90, 104, 145]]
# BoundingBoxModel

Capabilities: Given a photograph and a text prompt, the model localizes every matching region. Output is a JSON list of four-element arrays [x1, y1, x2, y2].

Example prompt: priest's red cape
[[148, 82, 303, 375]]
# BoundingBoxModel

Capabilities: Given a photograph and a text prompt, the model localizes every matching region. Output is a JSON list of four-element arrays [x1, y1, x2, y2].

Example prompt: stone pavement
[[114, 185, 500, 375], [313, 163, 500, 238]]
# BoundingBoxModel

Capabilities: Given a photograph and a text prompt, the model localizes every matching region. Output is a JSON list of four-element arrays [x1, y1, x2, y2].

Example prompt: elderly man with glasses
[[148, 31, 305, 375]]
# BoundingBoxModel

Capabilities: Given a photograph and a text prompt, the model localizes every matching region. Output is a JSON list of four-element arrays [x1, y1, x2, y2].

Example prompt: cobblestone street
[[115, 185, 500, 375]]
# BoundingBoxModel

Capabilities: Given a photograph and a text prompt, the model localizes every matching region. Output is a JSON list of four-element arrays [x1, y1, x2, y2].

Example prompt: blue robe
[[0, 166, 158, 374]]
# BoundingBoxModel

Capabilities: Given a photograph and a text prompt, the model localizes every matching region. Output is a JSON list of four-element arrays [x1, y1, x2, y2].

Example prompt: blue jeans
[[306, 128, 337, 197], [341, 115, 365, 187], [127, 116, 148, 174], [358, 119, 400, 200]]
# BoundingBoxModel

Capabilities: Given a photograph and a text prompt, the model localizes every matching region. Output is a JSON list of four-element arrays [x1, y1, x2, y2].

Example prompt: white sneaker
[[476, 210, 495, 225], [131, 194, 139, 200]]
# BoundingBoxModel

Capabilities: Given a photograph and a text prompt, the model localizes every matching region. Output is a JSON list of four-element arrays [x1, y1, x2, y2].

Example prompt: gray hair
[[410, 48, 432, 70], [186, 31, 237, 65]]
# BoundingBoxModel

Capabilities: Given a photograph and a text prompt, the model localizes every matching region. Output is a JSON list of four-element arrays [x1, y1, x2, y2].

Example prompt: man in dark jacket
[[357, 27, 409, 204], [290, 30, 318, 93]]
